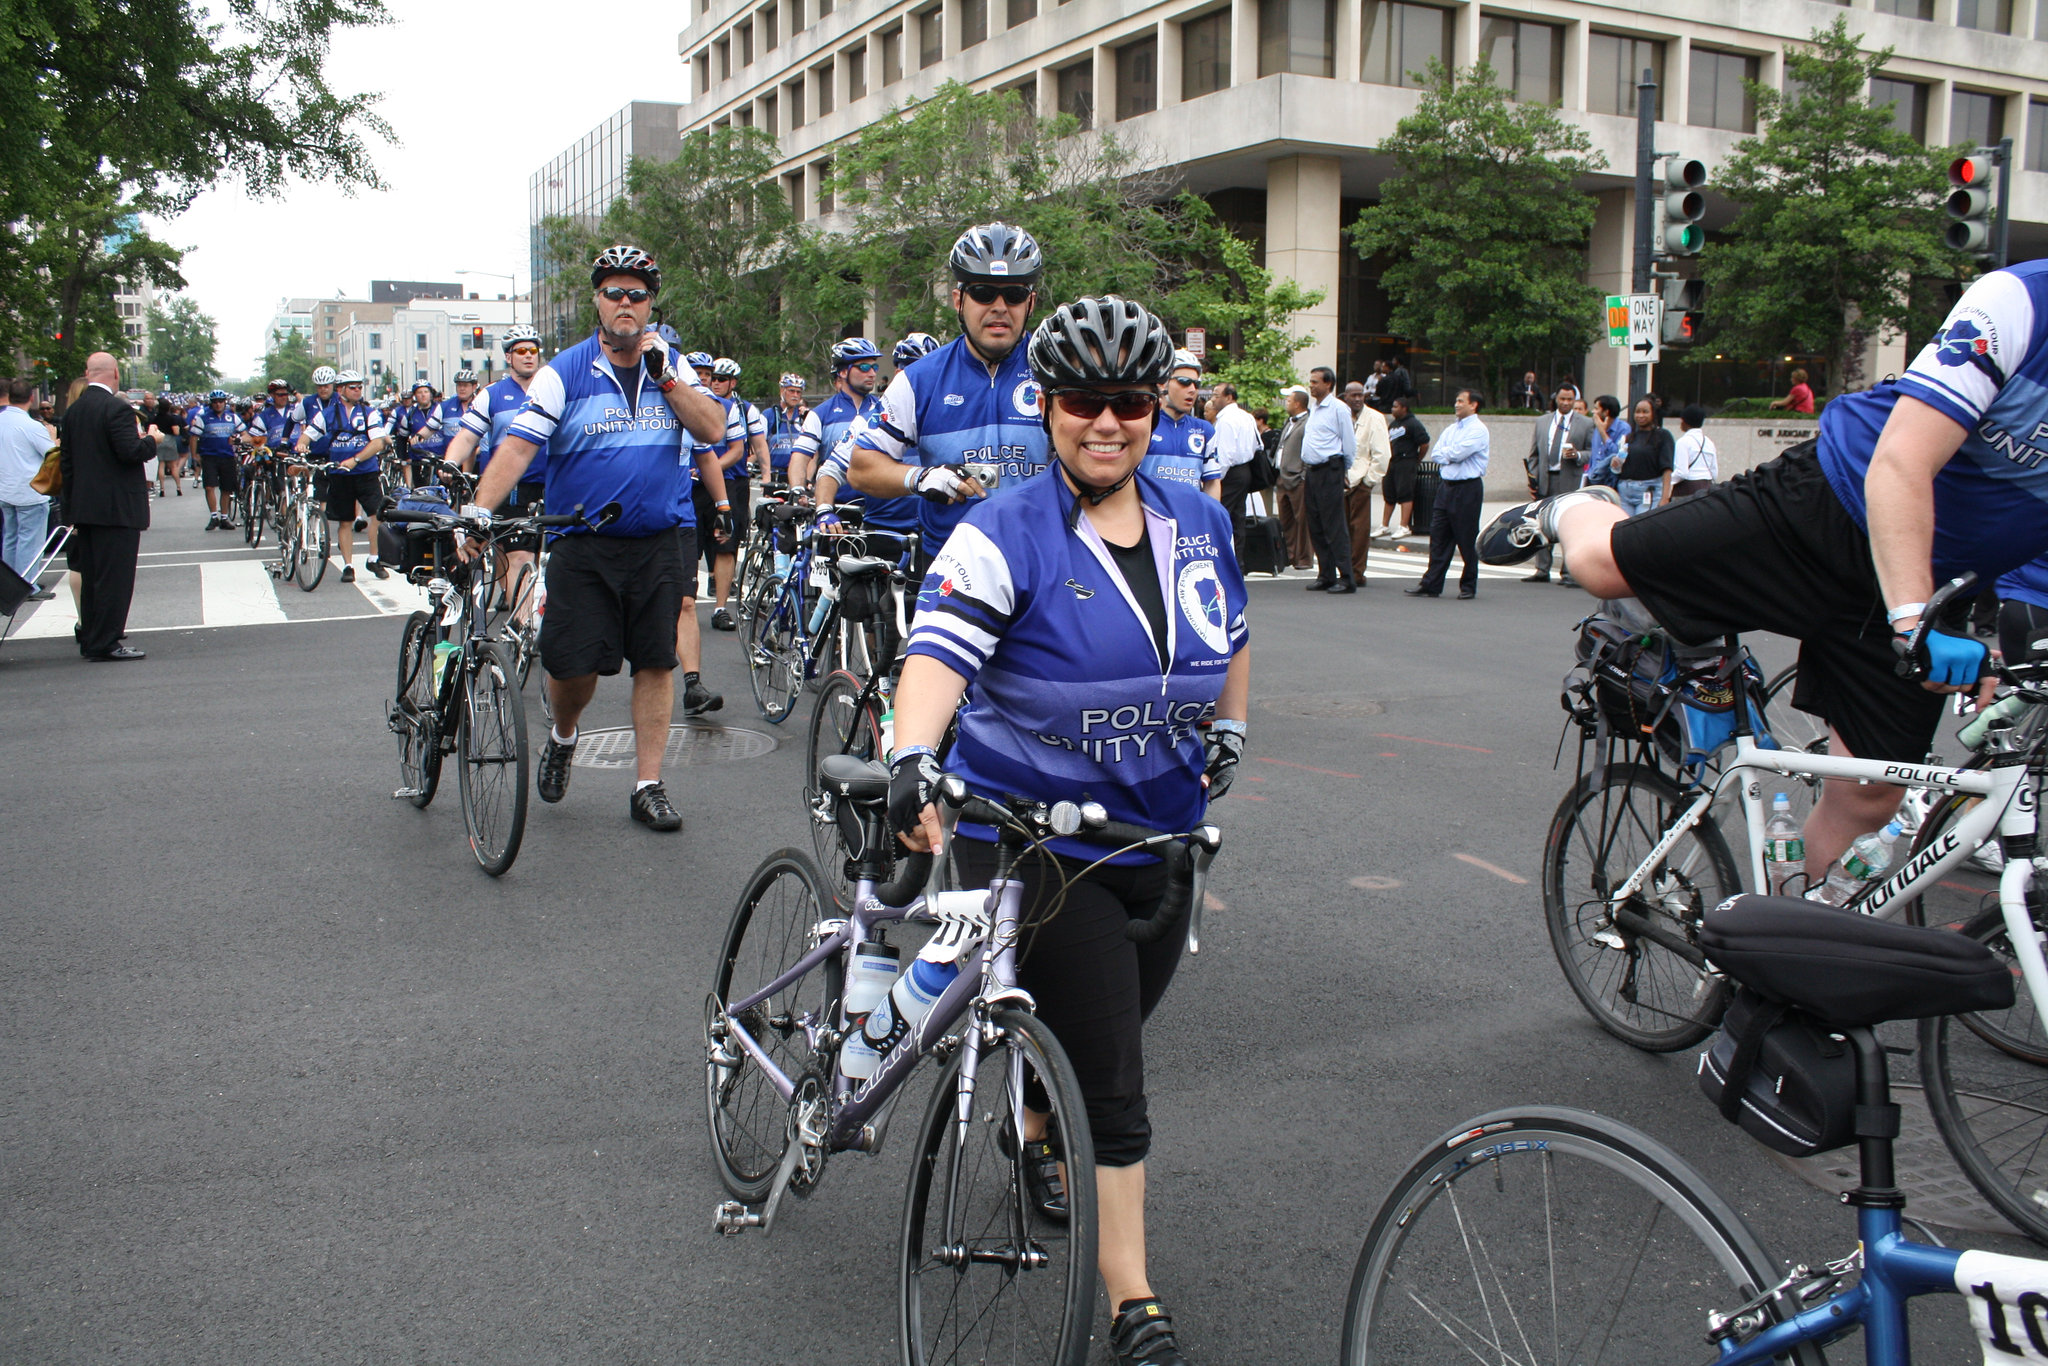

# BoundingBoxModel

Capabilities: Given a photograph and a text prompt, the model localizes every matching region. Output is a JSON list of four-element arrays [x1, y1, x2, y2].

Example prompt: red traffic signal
[[1950, 154, 1993, 186], [471, 326, 484, 347]]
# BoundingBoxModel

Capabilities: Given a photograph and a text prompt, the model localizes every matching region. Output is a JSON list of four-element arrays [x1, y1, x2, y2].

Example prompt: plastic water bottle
[[861, 942, 961, 1062], [431, 640, 458, 694], [807, 577, 839, 633], [1808, 821, 1903, 907], [878, 706, 897, 760], [838, 940, 901, 1081], [1762, 793, 1805, 897]]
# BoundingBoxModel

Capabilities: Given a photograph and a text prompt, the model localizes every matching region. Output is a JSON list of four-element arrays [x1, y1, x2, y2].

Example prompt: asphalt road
[[0, 493, 2012, 1363]]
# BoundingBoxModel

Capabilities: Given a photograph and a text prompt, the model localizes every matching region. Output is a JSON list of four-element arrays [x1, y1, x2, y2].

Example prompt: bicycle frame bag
[[393, 485, 456, 576], [1696, 987, 1857, 1157], [835, 555, 892, 623], [1573, 616, 1683, 760]]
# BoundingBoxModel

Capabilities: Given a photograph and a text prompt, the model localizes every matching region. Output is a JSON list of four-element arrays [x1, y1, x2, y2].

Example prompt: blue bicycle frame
[[1715, 1209, 1962, 1363]]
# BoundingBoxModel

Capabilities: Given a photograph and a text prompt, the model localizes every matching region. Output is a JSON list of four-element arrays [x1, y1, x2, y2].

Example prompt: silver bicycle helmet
[[1027, 296, 1174, 388], [712, 357, 743, 379], [311, 366, 337, 385], [501, 324, 541, 351], [335, 369, 365, 385], [454, 369, 479, 384], [950, 222, 1043, 285], [893, 332, 941, 365], [590, 244, 661, 293]]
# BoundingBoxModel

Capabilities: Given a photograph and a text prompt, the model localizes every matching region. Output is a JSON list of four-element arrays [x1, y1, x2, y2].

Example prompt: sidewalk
[[1245, 500, 1561, 585]]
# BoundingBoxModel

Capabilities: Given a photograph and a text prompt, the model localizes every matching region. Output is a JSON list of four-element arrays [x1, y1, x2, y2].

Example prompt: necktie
[[1548, 416, 1565, 470]]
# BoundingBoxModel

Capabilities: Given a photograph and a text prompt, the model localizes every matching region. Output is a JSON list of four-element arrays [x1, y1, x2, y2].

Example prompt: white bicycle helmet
[[311, 366, 338, 385], [590, 244, 660, 292], [1170, 348, 1203, 373], [454, 369, 479, 384], [501, 324, 541, 351], [335, 369, 364, 385], [712, 357, 743, 379]]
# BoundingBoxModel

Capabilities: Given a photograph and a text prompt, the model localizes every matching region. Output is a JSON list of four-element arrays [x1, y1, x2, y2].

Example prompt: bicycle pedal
[[393, 786, 424, 800], [1592, 929, 1627, 950], [713, 1200, 763, 1235]]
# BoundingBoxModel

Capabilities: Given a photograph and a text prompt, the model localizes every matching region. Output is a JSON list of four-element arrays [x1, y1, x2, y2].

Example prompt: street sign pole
[[1630, 66, 1657, 406], [1995, 135, 2013, 271]]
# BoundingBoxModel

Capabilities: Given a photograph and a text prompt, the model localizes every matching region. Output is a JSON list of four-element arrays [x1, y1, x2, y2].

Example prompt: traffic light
[[471, 326, 485, 348], [1661, 278, 1705, 346], [1947, 152, 2000, 257], [1653, 157, 1707, 258]]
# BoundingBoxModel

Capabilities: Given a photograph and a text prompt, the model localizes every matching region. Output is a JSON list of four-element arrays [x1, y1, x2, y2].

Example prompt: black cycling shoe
[[683, 678, 723, 715], [630, 781, 682, 831], [1478, 486, 1623, 566], [366, 559, 390, 580], [352, 515, 369, 532], [1110, 1298, 1191, 1366], [997, 1121, 1068, 1221], [537, 733, 576, 803], [710, 607, 736, 632]]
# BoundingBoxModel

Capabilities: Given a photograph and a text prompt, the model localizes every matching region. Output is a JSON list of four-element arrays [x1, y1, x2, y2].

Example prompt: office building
[[679, 0, 2048, 396]]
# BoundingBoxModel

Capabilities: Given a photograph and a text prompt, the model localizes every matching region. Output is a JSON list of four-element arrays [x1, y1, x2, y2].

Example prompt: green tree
[[10, 176, 186, 385], [259, 326, 318, 394], [1695, 19, 1965, 390], [147, 296, 220, 390], [1348, 59, 1606, 400]]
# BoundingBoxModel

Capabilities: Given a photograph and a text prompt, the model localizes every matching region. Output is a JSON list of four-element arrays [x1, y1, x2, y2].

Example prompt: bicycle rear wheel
[[1921, 902, 2048, 1247], [1340, 1107, 1820, 1365], [746, 578, 804, 723], [296, 507, 329, 591], [900, 1007, 1098, 1366], [457, 641, 529, 877], [1543, 760, 1738, 1051], [805, 669, 884, 906], [707, 849, 843, 1203], [394, 610, 442, 808]]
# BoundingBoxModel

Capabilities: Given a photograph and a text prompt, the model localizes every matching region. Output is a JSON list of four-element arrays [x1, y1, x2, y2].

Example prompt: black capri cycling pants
[[953, 839, 1183, 1168]]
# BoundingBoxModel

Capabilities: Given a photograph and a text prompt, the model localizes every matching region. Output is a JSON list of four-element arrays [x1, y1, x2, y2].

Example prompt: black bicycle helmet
[[590, 244, 661, 293], [1027, 296, 1174, 389], [950, 222, 1043, 286]]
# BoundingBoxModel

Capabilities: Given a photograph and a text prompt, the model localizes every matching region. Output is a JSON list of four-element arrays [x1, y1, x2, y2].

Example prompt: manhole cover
[[1260, 694, 1385, 719], [1767, 1084, 2017, 1236], [570, 721, 778, 770]]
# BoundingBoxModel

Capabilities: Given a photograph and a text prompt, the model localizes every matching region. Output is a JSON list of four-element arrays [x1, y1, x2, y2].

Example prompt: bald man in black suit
[[61, 353, 160, 660]]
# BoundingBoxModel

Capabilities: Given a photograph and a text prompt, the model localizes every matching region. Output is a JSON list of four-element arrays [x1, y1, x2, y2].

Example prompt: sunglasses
[[849, 361, 879, 373], [507, 345, 539, 357], [1166, 375, 1199, 386], [962, 283, 1033, 306], [598, 286, 651, 303], [1048, 388, 1160, 421]]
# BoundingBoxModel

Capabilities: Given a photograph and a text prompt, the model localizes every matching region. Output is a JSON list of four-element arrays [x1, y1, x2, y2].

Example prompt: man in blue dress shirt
[[1300, 366, 1358, 593], [1407, 388, 1489, 599]]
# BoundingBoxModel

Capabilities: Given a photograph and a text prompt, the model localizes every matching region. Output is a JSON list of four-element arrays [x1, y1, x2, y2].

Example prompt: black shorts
[[539, 530, 690, 679], [1382, 456, 1420, 505], [200, 453, 241, 492], [324, 469, 384, 522], [2000, 599, 2048, 665], [693, 478, 748, 560], [491, 481, 547, 519], [1610, 441, 1949, 763]]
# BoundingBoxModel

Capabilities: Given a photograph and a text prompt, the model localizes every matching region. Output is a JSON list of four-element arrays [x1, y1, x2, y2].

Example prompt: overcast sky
[[155, 1, 690, 379]]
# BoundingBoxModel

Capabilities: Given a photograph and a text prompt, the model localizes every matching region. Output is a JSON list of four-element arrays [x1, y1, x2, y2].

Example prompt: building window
[[2029, 100, 2048, 172], [847, 44, 867, 99], [368, 332, 382, 350], [961, 0, 987, 47], [815, 61, 835, 115], [695, 51, 711, 93], [919, 7, 943, 67], [736, 104, 753, 127], [1362, 2, 1452, 91], [1478, 15, 1562, 104], [1872, 0, 1932, 17], [1688, 47, 1758, 131], [1057, 59, 1095, 128], [415, 332, 428, 350], [762, 1, 778, 48], [1116, 36, 1158, 119], [1010, 76, 1038, 118], [819, 0, 831, 15], [762, 91, 779, 133], [1183, 9, 1231, 97], [787, 79, 803, 127], [326, 329, 335, 341], [881, 24, 903, 83], [1008, 0, 1036, 25], [1870, 75, 1928, 143], [1260, 0, 1337, 77], [1956, 0, 2010, 29], [785, 169, 806, 216], [1952, 88, 2005, 147], [738, 19, 753, 65], [789, 0, 802, 29], [1586, 32, 1663, 118], [717, 37, 731, 80], [124, 322, 141, 338], [416, 369, 428, 382], [815, 160, 834, 215]]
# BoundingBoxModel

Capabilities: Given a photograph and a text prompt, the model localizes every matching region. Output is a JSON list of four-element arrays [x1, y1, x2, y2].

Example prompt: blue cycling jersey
[[193, 405, 243, 457], [294, 393, 335, 456], [813, 390, 913, 531], [851, 336, 1051, 547], [906, 469, 1249, 858], [1141, 408, 1221, 488], [1819, 260, 2048, 587], [462, 376, 543, 482], [506, 331, 714, 537], [762, 402, 811, 477], [253, 401, 295, 449], [304, 399, 386, 471], [1999, 556, 2048, 609]]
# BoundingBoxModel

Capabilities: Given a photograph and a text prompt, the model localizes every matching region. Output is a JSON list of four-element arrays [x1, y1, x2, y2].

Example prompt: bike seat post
[[1844, 1027, 1906, 1226]]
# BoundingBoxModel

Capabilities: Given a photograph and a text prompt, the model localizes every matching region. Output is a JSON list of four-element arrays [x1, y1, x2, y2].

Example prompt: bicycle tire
[[805, 669, 885, 907], [297, 507, 329, 592], [1921, 903, 2048, 1247], [395, 611, 442, 809], [1543, 760, 1739, 1051], [707, 849, 843, 1204], [1761, 663, 1830, 758], [1339, 1106, 1820, 1365], [1898, 775, 2003, 934], [899, 1007, 1099, 1366], [457, 641, 529, 877], [238, 480, 257, 544], [746, 577, 804, 723], [503, 563, 551, 727]]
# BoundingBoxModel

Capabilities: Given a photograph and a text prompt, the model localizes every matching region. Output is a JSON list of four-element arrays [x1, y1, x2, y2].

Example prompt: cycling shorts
[[693, 478, 748, 561], [1610, 440, 1950, 763], [539, 529, 693, 679], [490, 481, 546, 520], [199, 453, 241, 492], [324, 469, 384, 523], [2000, 599, 2048, 667]]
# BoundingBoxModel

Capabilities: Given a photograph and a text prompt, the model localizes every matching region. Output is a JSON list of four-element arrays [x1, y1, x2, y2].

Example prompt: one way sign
[[1627, 293, 1662, 364]]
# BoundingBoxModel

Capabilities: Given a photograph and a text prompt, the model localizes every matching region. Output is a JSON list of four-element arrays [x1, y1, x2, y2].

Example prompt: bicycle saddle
[[1700, 895, 2013, 1027], [819, 753, 890, 802], [834, 555, 890, 577]]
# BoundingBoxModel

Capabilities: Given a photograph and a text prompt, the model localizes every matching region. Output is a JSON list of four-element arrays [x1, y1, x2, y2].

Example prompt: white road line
[[349, 566, 430, 617], [9, 590, 79, 639], [200, 560, 288, 626], [138, 546, 265, 559]]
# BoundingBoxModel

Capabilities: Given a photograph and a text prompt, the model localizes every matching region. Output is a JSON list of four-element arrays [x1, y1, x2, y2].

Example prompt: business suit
[[60, 384, 154, 656], [1524, 409, 1596, 578]]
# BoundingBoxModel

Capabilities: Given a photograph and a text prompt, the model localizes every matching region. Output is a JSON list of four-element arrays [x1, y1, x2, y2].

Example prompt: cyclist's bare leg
[[1805, 724, 1908, 875], [630, 667, 674, 783], [1552, 499, 1631, 598], [712, 552, 735, 610], [674, 596, 703, 673], [546, 673, 598, 735], [1098, 1162, 1152, 1310], [504, 549, 537, 625]]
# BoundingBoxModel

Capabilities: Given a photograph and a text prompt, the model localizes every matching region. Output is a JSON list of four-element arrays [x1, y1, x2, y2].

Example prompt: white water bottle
[[1808, 821, 1903, 907], [1762, 793, 1805, 897], [861, 943, 961, 1061], [838, 940, 901, 1081]]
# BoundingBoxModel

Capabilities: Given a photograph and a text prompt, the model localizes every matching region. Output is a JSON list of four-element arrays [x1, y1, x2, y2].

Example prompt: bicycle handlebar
[[378, 500, 620, 538], [1893, 572, 1980, 681]]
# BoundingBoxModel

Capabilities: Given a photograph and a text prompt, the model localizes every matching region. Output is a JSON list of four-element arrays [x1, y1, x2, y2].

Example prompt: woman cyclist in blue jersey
[[887, 296, 1250, 1366]]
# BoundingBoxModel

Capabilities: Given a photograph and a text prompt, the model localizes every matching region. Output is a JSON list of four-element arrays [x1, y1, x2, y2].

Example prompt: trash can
[[1409, 460, 1441, 534]]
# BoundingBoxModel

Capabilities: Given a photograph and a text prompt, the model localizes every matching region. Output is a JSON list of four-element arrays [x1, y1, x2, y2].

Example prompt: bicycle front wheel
[[1921, 902, 2048, 1247], [746, 578, 803, 723], [394, 610, 442, 808], [1543, 761, 1738, 1051], [900, 1007, 1099, 1366], [457, 641, 529, 876], [297, 508, 329, 591], [1340, 1107, 1819, 1366], [1761, 663, 1829, 757], [707, 849, 843, 1203]]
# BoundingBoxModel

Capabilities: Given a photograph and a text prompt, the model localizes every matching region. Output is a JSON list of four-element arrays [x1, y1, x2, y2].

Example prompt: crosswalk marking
[[200, 560, 289, 626], [12, 590, 77, 639]]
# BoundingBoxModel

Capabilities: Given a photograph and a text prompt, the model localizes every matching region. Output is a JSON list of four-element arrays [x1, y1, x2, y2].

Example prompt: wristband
[[715, 501, 731, 511], [903, 466, 919, 491], [1209, 717, 1247, 736], [1886, 602, 1928, 625], [891, 744, 938, 766]]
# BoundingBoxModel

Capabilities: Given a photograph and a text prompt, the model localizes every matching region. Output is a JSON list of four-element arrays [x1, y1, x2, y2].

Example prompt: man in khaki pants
[[1346, 383, 1391, 579]]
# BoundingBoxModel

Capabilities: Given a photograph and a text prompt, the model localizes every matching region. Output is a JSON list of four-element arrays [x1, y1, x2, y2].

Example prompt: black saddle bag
[[1696, 988, 1858, 1157]]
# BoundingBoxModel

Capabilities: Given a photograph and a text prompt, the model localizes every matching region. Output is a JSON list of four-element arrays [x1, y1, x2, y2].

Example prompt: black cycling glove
[[888, 747, 944, 841], [1202, 720, 1246, 801], [713, 505, 735, 542]]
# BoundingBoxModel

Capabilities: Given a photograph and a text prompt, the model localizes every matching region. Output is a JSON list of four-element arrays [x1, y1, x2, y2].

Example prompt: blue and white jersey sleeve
[[459, 388, 494, 441], [791, 409, 825, 460], [851, 370, 919, 464], [507, 365, 570, 447], [743, 401, 767, 440], [1897, 269, 2038, 430], [905, 521, 1016, 679], [820, 415, 872, 486]]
